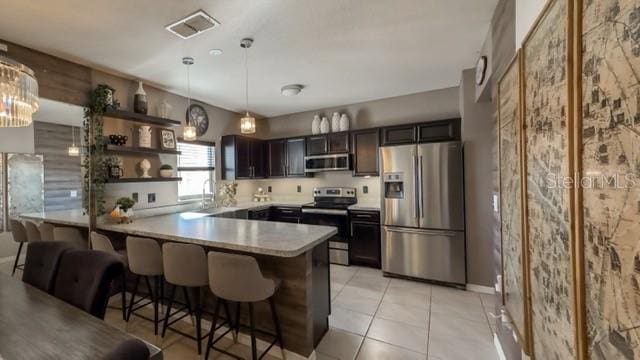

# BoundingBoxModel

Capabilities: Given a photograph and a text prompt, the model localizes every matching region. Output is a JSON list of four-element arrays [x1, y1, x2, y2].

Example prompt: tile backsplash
[[231, 171, 380, 203]]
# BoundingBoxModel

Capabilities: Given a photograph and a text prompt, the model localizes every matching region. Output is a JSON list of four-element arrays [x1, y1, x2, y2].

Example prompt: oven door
[[304, 154, 350, 172], [301, 208, 350, 265]]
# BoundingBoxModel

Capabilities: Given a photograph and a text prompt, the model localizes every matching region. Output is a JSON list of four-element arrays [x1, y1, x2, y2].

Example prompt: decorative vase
[[158, 101, 172, 118], [331, 112, 340, 132], [320, 117, 330, 134], [138, 126, 152, 148], [339, 113, 350, 131], [311, 115, 321, 134], [133, 81, 148, 114], [139, 159, 151, 178]]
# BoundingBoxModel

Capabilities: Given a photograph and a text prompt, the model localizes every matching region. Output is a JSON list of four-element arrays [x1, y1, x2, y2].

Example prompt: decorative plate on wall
[[186, 104, 209, 136]]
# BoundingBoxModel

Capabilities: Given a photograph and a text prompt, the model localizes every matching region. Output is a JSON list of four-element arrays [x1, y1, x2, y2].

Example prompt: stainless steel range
[[301, 187, 356, 265]]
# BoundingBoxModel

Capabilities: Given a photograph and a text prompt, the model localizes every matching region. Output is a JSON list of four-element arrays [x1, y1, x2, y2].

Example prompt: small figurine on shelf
[[111, 197, 136, 224], [138, 159, 151, 178]]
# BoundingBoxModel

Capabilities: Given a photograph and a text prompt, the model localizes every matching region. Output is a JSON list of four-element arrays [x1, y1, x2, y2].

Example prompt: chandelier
[[0, 44, 39, 127]]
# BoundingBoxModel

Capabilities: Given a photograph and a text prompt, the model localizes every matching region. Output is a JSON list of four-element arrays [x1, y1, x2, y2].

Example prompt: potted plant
[[159, 164, 174, 178], [111, 197, 136, 223]]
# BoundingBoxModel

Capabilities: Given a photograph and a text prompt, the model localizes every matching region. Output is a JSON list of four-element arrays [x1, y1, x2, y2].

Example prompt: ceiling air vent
[[165, 10, 220, 40]]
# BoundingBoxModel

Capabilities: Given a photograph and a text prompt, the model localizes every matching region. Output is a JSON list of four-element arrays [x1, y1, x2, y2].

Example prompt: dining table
[[0, 272, 162, 359]]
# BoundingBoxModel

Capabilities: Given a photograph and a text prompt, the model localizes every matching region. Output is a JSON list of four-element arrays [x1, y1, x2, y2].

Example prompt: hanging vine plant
[[82, 84, 119, 216]]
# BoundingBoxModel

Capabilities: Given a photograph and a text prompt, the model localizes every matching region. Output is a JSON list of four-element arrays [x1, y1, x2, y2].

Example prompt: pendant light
[[68, 125, 80, 156], [0, 43, 39, 127], [240, 38, 256, 134], [182, 56, 197, 141]]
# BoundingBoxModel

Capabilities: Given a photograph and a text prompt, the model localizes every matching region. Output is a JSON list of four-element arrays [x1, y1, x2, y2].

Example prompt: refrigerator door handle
[[385, 227, 459, 237], [419, 155, 424, 219], [413, 154, 419, 222]]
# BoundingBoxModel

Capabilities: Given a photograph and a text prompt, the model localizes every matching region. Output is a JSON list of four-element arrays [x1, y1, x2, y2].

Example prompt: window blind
[[177, 142, 215, 171]]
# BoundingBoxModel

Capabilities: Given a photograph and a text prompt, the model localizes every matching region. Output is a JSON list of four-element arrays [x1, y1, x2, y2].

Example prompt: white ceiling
[[0, 0, 497, 117]]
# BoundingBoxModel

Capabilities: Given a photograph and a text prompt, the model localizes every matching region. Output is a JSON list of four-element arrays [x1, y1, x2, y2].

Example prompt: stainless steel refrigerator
[[380, 141, 465, 285]]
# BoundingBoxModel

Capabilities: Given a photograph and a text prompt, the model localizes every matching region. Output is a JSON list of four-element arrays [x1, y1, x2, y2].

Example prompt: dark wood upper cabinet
[[418, 118, 461, 142], [380, 124, 417, 146], [286, 137, 307, 177], [220, 135, 265, 180], [351, 129, 380, 176], [328, 132, 350, 154], [268, 139, 286, 177], [307, 132, 349, 155], [306, 135, 328, 155]]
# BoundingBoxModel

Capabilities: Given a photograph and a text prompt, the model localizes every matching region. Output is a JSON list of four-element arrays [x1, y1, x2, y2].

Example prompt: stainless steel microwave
[[304, 154, 351, 172]]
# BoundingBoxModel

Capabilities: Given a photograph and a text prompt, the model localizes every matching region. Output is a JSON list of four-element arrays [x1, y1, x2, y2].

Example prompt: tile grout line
[[352, 267, 391, 360]]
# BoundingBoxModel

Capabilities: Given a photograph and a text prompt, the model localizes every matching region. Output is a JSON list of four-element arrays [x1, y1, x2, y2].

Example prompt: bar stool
[[24, 221, 42, 242], [9, 220, 28, 276], [39, 223, 55, 242], [161, 242, 214, 355], [205, 252, 284, 360], [91, 232, 128, 321], [53, 227, 88, 249], [126, 236, 164, 335]]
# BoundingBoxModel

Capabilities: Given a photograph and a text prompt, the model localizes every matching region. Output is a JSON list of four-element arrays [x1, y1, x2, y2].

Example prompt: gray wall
[[0, 125, 35, 154], [460, 69, 494, 287], [261, 87, 460, 139]]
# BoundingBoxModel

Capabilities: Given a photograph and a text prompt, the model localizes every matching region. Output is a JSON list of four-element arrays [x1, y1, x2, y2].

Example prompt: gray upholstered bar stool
[[24, 221, 42, 243], [205, 252, 284, 360], [91, 232, 128, 321], [161, 242, 212, 355], [38, 223, 55, 242], [53, 227, 88, 249], [9, 220, 28, 276], [125, 236, 164, 335]]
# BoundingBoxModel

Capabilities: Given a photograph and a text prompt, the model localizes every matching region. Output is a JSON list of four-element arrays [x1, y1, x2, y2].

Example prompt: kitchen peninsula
[[21, 208, 337, 358]]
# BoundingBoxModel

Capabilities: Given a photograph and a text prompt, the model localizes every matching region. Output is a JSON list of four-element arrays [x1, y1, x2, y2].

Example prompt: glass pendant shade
[[183, 124, 197, 141], [240, 113, 256, 134], [68, 145, 80, 157], [0, 53, 39, 127]]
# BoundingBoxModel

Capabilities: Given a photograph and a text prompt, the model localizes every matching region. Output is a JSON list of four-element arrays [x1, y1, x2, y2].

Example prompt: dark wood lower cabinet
[[349, 211, 381, 268], [270, 207, 302, 223]]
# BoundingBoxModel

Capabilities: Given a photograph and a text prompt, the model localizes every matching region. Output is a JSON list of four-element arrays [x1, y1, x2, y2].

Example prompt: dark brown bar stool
[[9, 219, 28, 276], [161, 242, 218, 355], [205, 252, 284, 360], [125, 236, 164, 335]]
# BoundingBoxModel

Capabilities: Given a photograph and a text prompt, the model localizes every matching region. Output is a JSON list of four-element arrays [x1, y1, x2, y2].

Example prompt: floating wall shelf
[[103, 109, 182, 127], [105, 177, 182, 183]]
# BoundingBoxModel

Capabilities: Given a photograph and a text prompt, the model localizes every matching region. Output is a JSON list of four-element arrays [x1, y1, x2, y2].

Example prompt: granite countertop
[[348, 202, 381, 211], [21, 209, 336, 258]]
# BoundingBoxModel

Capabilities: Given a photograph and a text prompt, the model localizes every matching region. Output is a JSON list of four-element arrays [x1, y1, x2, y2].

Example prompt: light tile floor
[[320, 265, 499, 360], [0, 260, 499, 359]]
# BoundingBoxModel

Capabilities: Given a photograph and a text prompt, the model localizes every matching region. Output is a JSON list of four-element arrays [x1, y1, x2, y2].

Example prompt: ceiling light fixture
[[0, 43, 39, 127], [209, 49, 223, 56], [165, 10, 220, 40], [240, 38, 256, 134], [182, 56, 197, 141], [68, 125, 80, 157], [281, 84, 304, 97]]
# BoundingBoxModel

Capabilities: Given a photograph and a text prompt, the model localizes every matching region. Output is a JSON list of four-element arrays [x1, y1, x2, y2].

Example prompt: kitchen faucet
[[202, 178, 215, 209]]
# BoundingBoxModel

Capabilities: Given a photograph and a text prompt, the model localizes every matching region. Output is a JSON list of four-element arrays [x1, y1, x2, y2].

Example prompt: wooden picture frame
[[521, 0, 581, 358], [497, 50, 532, 355], [159, 129, 176, 150]]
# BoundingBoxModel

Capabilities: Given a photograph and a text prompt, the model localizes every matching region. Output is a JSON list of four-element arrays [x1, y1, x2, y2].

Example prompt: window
[[177, 141, 215, 201]]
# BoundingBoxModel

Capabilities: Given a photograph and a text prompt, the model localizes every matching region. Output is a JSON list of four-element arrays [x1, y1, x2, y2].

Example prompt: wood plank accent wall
[[1, 40, 92, 106], [33, 122, 82, 212]]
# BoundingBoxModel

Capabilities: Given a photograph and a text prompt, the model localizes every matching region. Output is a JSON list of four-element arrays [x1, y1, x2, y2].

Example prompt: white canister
[[320, 117, 330, 134], [331, 112, 340, 132], [312, 115, 321, 134], [138, 126, 152, 148], [339, 113, 350, 131]]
